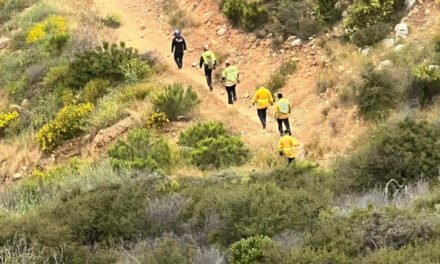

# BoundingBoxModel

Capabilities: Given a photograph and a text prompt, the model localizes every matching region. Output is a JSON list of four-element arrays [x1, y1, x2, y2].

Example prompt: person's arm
[[292, 138, 300, 147], [278, 139, 284, 156], [237, 72, 240, 83], [221, 69, 226, 83], [252, 91, 258, 105], [183, 38, 187, 51], [199, 56, 204, 68], [213, 52, 217, 68], [171, 39, 175, 53], [269, 90, 274, 105]]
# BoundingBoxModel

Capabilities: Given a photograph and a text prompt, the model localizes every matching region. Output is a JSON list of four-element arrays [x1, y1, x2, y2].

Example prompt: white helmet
[[173, 29, 181, 36], [203, 44, 209, 51]]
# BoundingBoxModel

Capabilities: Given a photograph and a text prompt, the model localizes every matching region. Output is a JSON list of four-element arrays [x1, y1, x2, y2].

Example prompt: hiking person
[[275, 93, 291, 135], [252, 86, 274, 129], [171, 29, 187, 69], [221, 60, 239, 104], [199, 44, 217, 91], [278, 131, 300, 166]]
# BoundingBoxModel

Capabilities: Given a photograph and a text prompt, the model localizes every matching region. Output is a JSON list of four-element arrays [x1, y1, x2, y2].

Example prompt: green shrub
[[344, 0, 394, 35], [184, 183, 331, 246], [108, 128, 173, 172], [178, 122, 249, 170], [410, 64, 440, 107], [29, 93, 61, 129], [118, 57, 152, 83], [178, 122, 227, 148], [101, 14, 121, 28], [88, 93, 127, 131], [43, 64, 69, 90], [351, 23, 392, 47], [82, 78, 110, 103], [36, 103, 93, 153], [229, 235, 273, 264], [314, 0, 342, 24], [265, 60, 298, 93], [222, 0, 269, 31], [337, 118, 440, 189], [283, 247, 351, 264], [152, 83, 199, 121], [139, 237, 195, 264], [0, 0, 39, 23], [66, 42, 139, 89], [355, 67, 400, 121], [146, 111, 170, 130]]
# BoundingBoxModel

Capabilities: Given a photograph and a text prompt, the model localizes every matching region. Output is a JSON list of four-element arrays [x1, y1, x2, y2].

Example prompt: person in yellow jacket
[[252, 86, 274, 129], [221, 60, 239, 104], [199, 44, 216, 91], [278, 131, 300, 166], [275, 93, 291, 136]]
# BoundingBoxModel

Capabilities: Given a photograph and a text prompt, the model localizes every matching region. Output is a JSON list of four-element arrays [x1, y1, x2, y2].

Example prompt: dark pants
[[277, 118, 291, 134], [174, 52, 184, 69], [257, 108, 268, 128], [204, 66, 213, 90], [225, 85, 237, 104]]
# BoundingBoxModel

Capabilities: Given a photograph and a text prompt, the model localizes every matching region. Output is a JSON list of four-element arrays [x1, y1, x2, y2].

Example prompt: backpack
[[205, 53, 214, 70], [278, 100, 290, 114]]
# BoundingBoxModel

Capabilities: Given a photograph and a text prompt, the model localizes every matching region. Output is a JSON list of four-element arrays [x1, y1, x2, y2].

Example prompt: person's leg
[[178, 52, 184, 68], [277, 119, 283, 135], [226, 86, 233, 104], [284, 118, 291, 133], [288, 157, 296, 167], [232, 85, 237, 101], [257, 109, 266, 128], [205, 67, 213, 91], [173, 52, 180, 68], [262, 108, 267, 128]]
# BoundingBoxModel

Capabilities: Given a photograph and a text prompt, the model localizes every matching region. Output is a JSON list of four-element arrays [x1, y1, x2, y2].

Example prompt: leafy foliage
[[314, 0, 342, 24], [36, 103, 93, 153], [410, 64, 440, 107], [221, 0, 269, 31], [118, 57, 152, 83], [351, 23, 392, 47], [178, 122, 249, 170], [66, 42, 139, 89], [101, 14, 121, 28], [344, 0, 394, 35], [355, 68, 400, 121], [82, 78, 110, 103], [152, 83, 199, 121], [108, 128, 172, 172], [265, 60, 298, 93], [0, 111, 19, 136], [145, 111, 170, 130], [229, 235, 273, 264]]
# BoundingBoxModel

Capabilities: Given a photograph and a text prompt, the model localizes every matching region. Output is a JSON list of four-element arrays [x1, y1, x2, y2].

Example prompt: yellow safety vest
[[222, 66, 239, 87], [278, 135, 299, 158], [202, 50, 216, 69], [253, 87, 274, 109]]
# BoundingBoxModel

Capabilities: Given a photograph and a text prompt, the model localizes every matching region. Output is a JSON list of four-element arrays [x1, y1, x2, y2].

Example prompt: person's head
[[203, 44, 209, 51], [225, 59, 231, 67], [277, 93, 283, 99], [173, 29, 181, 37]]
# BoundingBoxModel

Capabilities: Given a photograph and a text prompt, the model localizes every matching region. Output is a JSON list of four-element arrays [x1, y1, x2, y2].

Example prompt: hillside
[[1, 0, 440, 263]]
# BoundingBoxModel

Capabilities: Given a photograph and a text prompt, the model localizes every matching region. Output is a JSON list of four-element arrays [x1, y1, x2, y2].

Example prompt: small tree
[[229, 236, 273, 264]]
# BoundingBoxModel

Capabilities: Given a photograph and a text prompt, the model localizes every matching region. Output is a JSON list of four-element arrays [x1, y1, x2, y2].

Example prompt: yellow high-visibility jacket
[[222, 66, 239, 87], [275, 98, 291, 120], [201, 50, 217, 69], [253, 87, 274, 109], [278, 135, 300, 158]]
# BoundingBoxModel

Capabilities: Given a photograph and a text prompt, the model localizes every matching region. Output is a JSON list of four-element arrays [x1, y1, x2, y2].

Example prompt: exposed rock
[[291, 38, 302, 47], [382, 38, 395, 48], [405, 0, 416, 9], [203, 12, 213, 23], [428, 65, 440, 71], [361, 47, 370, 56], [395, 22, 409, 40], [217, 26, 227, 36], [377, 60, 393, 70], [424, 9, 431, 15], [0, 37, 11, 49], [394, 44, 406, 52], [12, 172, 23, 180]]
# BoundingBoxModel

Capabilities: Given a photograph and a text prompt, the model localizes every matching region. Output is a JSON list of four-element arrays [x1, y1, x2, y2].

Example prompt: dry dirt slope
[[93, 0, 366, 162]]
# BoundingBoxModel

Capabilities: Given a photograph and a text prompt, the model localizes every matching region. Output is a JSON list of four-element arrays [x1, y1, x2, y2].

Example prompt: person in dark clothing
[[221, 60, 239, 105], [171, 29, 187, 69], [199, 44, 217, 91]]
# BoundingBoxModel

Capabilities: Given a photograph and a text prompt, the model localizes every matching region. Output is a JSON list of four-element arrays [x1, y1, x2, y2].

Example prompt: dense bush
[[410, 64, 440, 107], [314, 0, 342, 24], [108, 128, 172, 172], [139, 237, 196, 264], [178, 122, 249, 170], [145, 111, 169, 130], [351, 23, 392, 47], [152, 83, 198, 121], [222, 0, 269, 31], [26, 15, 70, 53], [66, 42, 139, 89], [355, 68, 400, 121], [337, 118, 440, 189], [36, 103, 93, 153], [101, 14, 121, 28], [43, 65, 69, 90], [119, 57, 151, 83], [229, 235, 273, 264], [344, 0, 394, 35], [0, 111, 19, 136], [82, 78, 110, 103]]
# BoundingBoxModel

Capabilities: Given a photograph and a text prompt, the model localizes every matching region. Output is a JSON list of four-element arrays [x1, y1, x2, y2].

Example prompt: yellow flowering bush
[[146, 111, 169, 130], [0, 111, 19, 136], [26, 15, 68, 43], [37, 103, 93, 153]]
